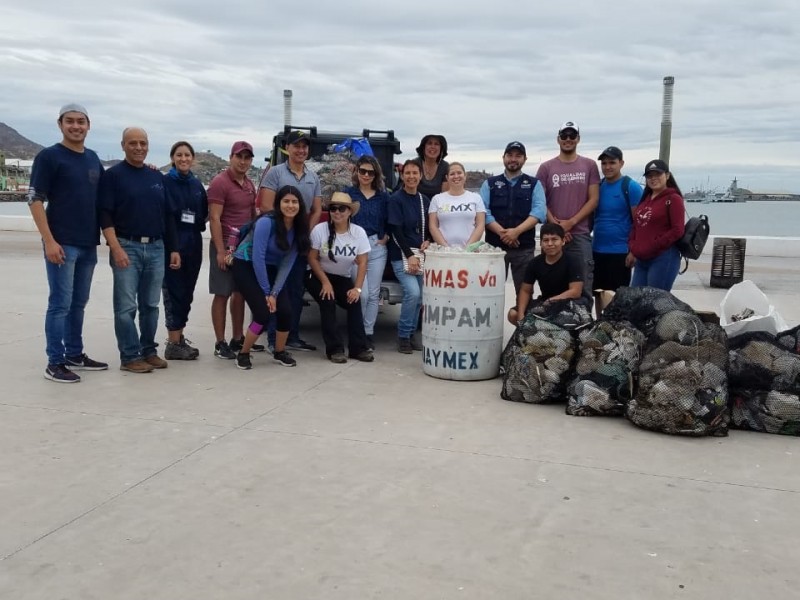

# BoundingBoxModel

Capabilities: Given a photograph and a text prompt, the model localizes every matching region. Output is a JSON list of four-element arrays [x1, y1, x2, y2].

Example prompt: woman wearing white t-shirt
[[306, 192, 374, 364], [428, 162, 486, 248]]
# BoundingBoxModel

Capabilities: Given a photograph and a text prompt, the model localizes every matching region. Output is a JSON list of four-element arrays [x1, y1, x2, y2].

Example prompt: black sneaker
[[236, 352, 252, 370], [286, 339, 316, 352], [329, 352, 347, 364], [214, 340, 236, 360], [351, 350, 374, 362], [273, 350, 297, 367], [397, 338, 413, 354], [44, 363, 81, 383], [165, 340, 198, 360], [65, 353, 108, 371], [231, 337, 266, 353]]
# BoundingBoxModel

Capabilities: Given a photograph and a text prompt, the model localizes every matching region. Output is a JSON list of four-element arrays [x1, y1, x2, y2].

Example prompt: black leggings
[[231, 259, 291, 333]]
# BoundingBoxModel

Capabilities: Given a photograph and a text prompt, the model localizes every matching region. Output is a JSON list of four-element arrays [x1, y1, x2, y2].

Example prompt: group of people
[[28, 102, 687, 383]]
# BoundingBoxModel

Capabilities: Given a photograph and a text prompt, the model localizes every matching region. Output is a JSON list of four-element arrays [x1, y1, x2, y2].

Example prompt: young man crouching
[[507, 223, 584, 324]]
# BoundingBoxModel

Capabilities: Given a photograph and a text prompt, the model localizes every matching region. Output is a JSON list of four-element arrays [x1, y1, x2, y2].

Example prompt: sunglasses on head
[[559, 132, 578, 141], [328, 204, 351, 213], [357, 167, 376, 177]]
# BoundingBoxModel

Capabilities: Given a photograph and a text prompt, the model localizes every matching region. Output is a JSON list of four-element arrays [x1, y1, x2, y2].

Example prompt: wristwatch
[[355, 288, 362, 293]]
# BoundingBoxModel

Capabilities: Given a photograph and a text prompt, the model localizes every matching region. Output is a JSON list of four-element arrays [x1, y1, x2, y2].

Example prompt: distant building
[[0, 153, 32, 192]]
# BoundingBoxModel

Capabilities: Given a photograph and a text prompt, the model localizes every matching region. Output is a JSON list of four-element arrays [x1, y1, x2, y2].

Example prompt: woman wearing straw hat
[[306, 192, 374, 364]]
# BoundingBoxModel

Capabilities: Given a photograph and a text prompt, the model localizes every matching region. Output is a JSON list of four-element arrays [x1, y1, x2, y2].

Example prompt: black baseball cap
[[286, 130, 311, 146], [598, 146, 623, 160], [643, 159, 669, 175], [504, 141, 526, 155]]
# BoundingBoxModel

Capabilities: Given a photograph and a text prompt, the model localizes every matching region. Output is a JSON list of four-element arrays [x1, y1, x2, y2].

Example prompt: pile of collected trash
[[501, 283, 800, 438], [501, 299, 590, 405]]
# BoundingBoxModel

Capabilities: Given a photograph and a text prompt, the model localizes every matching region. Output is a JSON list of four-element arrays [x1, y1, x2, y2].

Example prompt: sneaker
[[351, 350, 374, 363], [397, 338, 413, 354], [165, 341, 198, 361], [273, 350, 297, 367], [286, 339, 316, 352], [365, 335, 375, 351], [329, 352, 347, 364], [44, 363, 81, 383], [144, 355, 168, 369], [180, 336, 200, 358], [214, 340, 236, 360], [236, 352, 252, 370], [120, 359, 154, 373], [231, 337, 265, 353], [410, 335, 423, 351], [65, 353, 108, 371], [251, 342, 266, 352]]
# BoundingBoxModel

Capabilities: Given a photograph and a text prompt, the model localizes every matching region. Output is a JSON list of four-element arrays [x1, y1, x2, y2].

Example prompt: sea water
[[1, 200, 798, 237]]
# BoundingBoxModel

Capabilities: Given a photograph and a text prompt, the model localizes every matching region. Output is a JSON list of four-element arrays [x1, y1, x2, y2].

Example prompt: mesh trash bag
[[501, 307, 579, 405], [601, 286, 694, 336], [526, 298, 593, 330], [728, 332, 800, 436], [306, 145, 356, 203], [627, 311, 729, 436], [776, 325, 800, 354], [566, 320, 646, 417]]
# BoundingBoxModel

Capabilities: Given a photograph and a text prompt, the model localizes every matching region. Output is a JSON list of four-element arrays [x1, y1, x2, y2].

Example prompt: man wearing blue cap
[[28, 103, 108, 383]]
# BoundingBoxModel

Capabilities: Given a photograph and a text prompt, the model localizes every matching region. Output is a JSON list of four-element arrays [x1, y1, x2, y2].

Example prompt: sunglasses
[[357, 167, 376, 177], [328, 204, 351, 213], [559, 132, 578, 141]]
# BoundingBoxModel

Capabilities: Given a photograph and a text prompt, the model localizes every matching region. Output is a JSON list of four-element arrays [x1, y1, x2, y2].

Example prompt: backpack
[[600, 175, 632, 208], [666, 198, 710, 274], [230, 213, 275, 261]]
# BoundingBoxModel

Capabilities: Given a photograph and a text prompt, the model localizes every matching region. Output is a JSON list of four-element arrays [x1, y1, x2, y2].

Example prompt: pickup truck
[[267, 125, 405, 305]]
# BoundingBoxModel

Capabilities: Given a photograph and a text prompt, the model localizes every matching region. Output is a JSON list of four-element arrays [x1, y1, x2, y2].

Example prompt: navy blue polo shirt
[[28, 143, 103, 247], [98, 161, 169, 241]]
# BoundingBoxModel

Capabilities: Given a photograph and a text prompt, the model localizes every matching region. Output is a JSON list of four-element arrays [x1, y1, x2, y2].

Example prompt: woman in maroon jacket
[[628, 159, 685, 291]]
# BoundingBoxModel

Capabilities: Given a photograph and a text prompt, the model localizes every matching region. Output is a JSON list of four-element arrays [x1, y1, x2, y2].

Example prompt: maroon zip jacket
[[628, 187, 685, 261]]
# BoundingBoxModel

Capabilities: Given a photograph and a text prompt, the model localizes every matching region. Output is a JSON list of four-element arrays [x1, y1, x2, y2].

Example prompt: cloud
[[1, 0, 798, 192]]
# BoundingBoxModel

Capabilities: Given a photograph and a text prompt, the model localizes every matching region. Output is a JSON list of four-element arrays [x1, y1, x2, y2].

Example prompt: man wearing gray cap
[[28, 103, 108, 383]]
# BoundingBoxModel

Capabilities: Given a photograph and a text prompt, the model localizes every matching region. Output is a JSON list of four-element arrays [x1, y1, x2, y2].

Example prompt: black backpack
[[666, 198, 710, 273]]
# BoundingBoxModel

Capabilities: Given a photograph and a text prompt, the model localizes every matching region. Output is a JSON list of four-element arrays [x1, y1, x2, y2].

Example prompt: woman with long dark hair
[[162, 141, 208, 360], [346, 155, 389, 348], [388, 159, 431, 354], [230, 185, 310, 369], [629, 159, 685, 291], [415, 134, 449, 199], [306, 192, 373, 363]]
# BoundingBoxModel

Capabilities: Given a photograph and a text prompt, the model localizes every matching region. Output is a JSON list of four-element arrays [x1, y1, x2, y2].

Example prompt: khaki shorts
[[208, 242, 237, 297]]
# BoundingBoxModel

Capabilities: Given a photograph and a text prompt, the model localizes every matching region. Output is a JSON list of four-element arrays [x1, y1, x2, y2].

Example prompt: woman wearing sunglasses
[[628, 159, 686, 291], [346, 156, 389, 349], [306, 192, 374, 364]]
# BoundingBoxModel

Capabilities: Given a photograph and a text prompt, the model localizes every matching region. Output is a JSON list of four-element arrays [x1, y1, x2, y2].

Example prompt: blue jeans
[[44, 243, 97, 365], [361, 236, 388, 335], [391, 260, 423, 339], [631, 246, 682, 291], [111, 238, 165, 363]]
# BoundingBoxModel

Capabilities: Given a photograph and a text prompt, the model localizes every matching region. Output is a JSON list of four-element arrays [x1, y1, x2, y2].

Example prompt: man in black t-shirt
[[507, 223, 584, 324]]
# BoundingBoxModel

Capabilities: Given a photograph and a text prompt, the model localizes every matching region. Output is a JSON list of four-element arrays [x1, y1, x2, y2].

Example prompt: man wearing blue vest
[[479, 141, 546, 293]]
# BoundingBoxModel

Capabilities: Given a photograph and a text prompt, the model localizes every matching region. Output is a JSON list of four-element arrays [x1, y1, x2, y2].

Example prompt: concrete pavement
[[1, 230, 798, 599]]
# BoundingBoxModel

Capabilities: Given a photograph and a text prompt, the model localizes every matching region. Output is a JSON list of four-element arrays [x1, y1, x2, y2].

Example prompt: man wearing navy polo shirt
[[28, 103, 108, 383], [99, 127, 180, 373]]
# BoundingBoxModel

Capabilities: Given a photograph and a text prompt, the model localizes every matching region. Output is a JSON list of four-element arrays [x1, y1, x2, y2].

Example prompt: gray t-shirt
[[261, 162, 321, 211]]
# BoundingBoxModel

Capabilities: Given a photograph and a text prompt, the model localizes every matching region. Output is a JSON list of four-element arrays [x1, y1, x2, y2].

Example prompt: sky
[[2, 0, 798, 193]]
